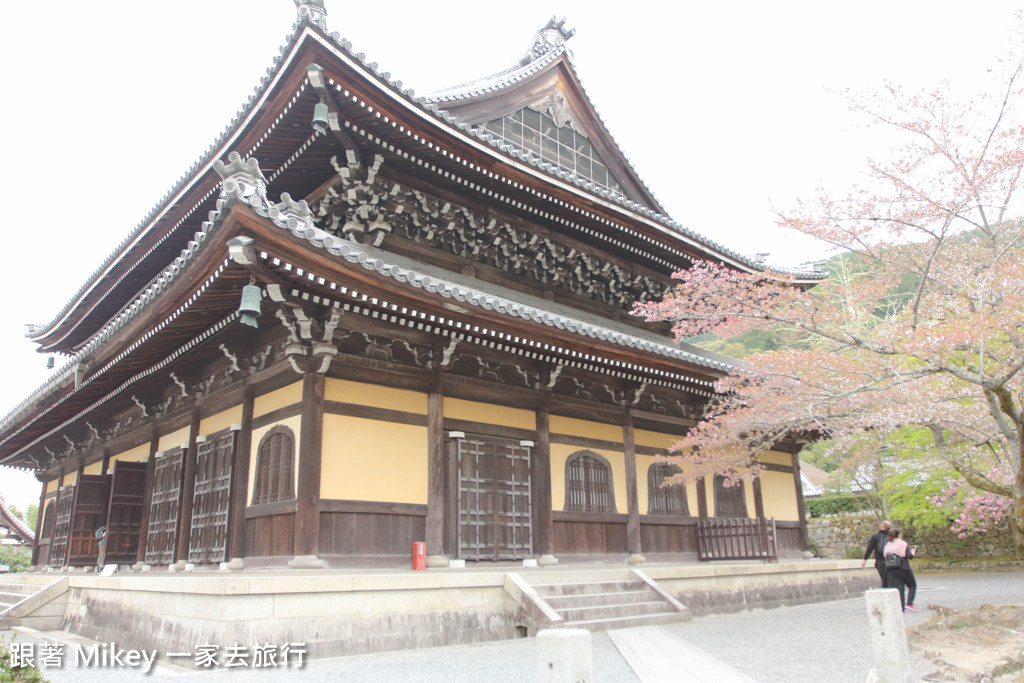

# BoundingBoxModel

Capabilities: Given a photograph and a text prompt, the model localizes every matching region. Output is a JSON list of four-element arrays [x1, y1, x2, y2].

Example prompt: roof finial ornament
[[294, 0, 328, 31], [521, 16, 575, 65]]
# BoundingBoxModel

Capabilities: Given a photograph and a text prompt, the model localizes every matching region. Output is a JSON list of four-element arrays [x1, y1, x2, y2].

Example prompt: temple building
[[0, 3, 821, 572]]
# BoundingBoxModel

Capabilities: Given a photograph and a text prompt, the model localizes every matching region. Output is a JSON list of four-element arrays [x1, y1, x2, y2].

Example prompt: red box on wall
[[412, 541, 426, 570]]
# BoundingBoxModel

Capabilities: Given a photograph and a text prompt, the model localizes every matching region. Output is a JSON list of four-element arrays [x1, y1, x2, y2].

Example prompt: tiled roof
[[28, 9, 823, 347]]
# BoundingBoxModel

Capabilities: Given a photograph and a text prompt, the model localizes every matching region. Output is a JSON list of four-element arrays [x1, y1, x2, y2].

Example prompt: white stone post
[[864, 588, 911, 683], [537, 628, 592, 683]]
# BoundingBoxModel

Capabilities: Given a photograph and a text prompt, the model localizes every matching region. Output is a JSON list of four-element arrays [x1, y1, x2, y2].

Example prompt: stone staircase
[[0, 577, 69, 630], [506, 568, 690, 632]]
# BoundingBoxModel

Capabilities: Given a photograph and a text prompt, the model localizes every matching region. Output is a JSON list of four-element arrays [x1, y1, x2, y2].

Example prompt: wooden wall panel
[[552, 520, 628, 554], [245, 513, 295, 557], [318, 509, 426, 556], [639, 521, 698, 554]]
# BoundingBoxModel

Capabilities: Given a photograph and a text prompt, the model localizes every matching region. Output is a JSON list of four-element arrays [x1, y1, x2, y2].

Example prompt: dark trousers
[[873, 563, 887, 588], [886, 566, 917, 610]]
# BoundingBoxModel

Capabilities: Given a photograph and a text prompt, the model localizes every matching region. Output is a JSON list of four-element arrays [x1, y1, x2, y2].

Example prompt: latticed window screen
[[714, 475, 748, 518], [252, 428, 295, 505], [483, 108, 624, 197], [565, 452, 615, 512], [648, 464, 689, 516]]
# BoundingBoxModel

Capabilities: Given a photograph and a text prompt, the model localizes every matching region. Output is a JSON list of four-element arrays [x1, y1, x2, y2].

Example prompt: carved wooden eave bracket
[[272, 302, 342, 375]]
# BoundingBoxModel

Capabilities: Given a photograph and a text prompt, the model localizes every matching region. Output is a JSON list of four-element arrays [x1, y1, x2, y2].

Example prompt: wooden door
[[188, 432, 236, 564], [456, 436, 532, 561], [47, 487, 75, 568], [104, 461, 148, 564], [67, 475, 112, 566], [35, 501, 57, 567], [145, 447, 184, 565]]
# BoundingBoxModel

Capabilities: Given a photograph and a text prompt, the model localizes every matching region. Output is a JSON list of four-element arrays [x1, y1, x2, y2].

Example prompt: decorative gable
[[482, 99, 625, 199]]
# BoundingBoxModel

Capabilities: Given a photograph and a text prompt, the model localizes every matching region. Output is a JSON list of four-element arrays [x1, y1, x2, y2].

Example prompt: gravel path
[[7, 570, 1022, 682]]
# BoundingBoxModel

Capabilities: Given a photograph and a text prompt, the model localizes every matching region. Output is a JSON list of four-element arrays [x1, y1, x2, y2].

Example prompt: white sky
[[0, 0, 1020, 512]]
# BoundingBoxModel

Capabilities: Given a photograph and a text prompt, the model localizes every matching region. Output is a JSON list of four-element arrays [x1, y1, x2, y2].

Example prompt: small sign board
[[99, 564, 117, 577]]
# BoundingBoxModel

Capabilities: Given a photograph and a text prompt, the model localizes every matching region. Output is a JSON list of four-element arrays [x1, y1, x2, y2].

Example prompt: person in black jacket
[[860, 520, 891, 587]]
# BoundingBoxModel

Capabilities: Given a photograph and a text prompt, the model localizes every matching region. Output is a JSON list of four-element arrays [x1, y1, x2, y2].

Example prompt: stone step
[[555, 600, 671, 623], [0, 584, 42, 595], [532, 580, 647, 597], [527, 569, 636, 585], [544, 589, 657, 608], [564, 610, 689, 632]]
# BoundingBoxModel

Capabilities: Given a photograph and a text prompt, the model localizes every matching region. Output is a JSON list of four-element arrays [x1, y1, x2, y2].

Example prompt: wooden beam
[[753, 477, 765, 520], [425, 388, 445, 563], [790, 445, 809, 553], [696, 476, 708, 521], [294, 373, 325, 558], [134, 427, 160, 564], [174, 408, 202, 564], [30, 477, 46, 566], [228, 386, 255, 561], [533, 405, 554, 560], [622, 409, 643, 561]]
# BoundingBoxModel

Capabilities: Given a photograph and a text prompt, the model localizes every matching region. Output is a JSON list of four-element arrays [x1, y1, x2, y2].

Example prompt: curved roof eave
[[28, 14, 824, 353]]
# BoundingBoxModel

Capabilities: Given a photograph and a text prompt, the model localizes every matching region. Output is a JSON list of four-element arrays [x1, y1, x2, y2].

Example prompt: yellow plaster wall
[[444, 398, 534, 430], [158, 427, 191, 453], [248, 416, 302, 505], [551, 444, 627, 514], [111, 444, 150, 464], [254, 382, 302, 418], [634, 429, 677, 451], [62, 471, 78, 488], [761, 471, 799, 520], [745, 480, 757, 518], [704, 478, 714, 517], [45, 478, 58, 495], [200, 406, 243, 436], [759, 450, 793, 467], [549, 415, 620, 443], [320, 415, 427, 503], [83, 461, 103, 476], [636, 453, 654, 513], [326, 379, 427, 414]]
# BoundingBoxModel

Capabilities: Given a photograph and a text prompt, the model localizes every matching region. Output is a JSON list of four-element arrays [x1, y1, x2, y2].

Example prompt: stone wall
[[808, 515, 1017, 560]]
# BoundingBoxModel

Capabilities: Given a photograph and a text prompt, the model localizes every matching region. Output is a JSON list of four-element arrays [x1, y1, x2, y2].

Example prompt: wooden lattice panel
[[105, 461, 147, 564], [457, 436, 532, 561], [47, 487, 75, 568], [188, 432, 236, 564], [145, 448, 184, 565]]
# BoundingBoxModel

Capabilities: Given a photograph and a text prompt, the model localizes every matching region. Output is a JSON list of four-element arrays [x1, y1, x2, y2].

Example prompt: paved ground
[[6, 570, 1023, 682]]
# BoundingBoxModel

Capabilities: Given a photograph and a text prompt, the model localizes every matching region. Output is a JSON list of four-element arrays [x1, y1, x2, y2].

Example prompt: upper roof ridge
[[520, 16, 575, 66]]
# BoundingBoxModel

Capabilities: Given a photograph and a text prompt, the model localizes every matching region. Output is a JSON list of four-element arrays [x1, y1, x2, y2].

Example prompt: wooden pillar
[[425, 388, 447, 566], [30, 477, 47, 566], [696, 476, 709, 519], [100, 448, 111, 475], [227, 386, 255, 564], [134, 427, 160, 565], [291, 373, 325, 566], [753, 477, 765, 519], [622, 409, 644, 563], [790, 444, 809, 554], [173, 408, 202, 566], [533, 406, 556, 564]]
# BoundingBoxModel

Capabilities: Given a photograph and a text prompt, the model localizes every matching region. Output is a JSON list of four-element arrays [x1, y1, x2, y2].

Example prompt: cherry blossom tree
[[635, 40, 1024, 553]]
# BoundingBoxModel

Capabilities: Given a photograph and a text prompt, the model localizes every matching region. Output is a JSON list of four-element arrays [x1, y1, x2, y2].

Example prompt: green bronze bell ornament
[[238, 283, 262, 328], [312, 102, 329, 134]]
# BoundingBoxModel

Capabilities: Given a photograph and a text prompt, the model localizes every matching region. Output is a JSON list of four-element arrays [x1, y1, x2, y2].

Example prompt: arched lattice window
[[647, 464, 689, 516], [40, 501, 56, 539], [252, 426, 295, 505], [714, 475, 748, 518], [564, 451, 616, 512]]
